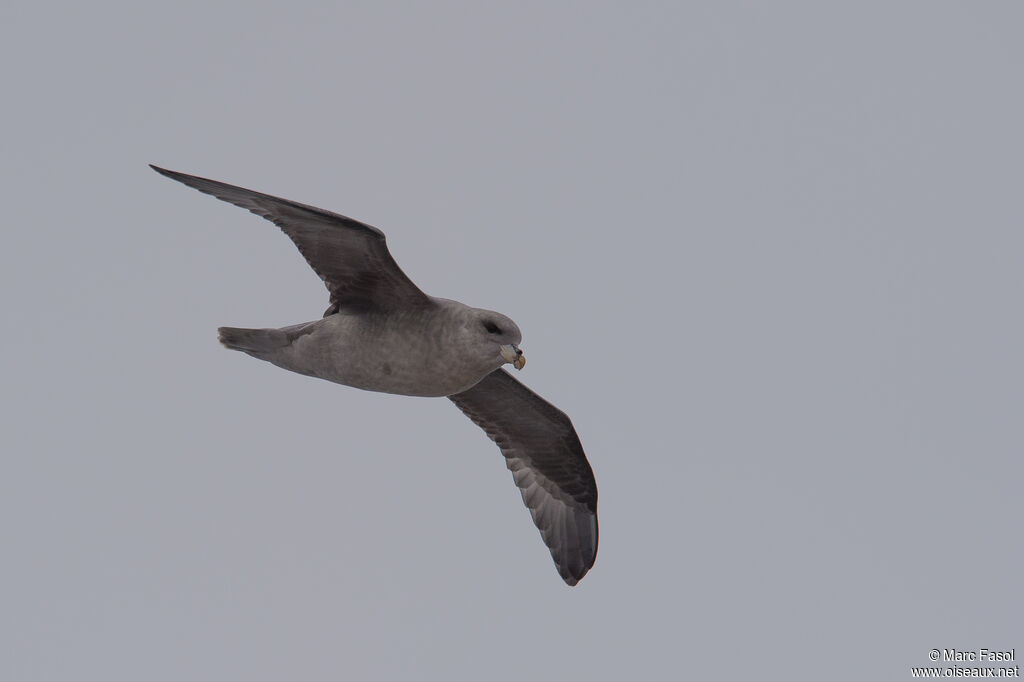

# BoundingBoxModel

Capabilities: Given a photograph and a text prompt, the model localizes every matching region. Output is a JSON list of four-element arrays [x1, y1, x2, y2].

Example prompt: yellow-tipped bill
[[500, 344, 525, 370]]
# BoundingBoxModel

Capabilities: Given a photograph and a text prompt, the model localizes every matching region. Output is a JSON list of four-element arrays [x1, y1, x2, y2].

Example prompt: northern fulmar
[[151, 165, 598, 585]]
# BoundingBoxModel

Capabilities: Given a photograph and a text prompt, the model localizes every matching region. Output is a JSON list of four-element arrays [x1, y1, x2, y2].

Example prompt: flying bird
[[151, 165, 598, 585]]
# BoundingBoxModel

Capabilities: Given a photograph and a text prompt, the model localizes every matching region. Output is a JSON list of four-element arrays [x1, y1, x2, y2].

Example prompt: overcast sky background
[[2, 2, 1022, 680]]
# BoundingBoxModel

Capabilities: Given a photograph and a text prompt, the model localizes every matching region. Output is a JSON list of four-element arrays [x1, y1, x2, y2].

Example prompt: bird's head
[[466, 307, 525, 370]]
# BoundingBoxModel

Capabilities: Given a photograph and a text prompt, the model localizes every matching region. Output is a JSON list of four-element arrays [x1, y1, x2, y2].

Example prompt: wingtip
[[149, 164, 203, 188], [560, 563, 593, 587]]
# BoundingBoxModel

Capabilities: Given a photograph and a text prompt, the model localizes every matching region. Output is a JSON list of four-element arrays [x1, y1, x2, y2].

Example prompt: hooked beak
[[500, 344, 526, 370]]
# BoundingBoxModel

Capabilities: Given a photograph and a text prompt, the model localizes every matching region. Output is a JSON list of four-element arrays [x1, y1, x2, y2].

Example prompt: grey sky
[[2, 2, 1022, 681]]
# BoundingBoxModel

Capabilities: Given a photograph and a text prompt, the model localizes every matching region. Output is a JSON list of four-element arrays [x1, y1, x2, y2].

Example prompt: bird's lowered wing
[[448, 369, 598, 585]]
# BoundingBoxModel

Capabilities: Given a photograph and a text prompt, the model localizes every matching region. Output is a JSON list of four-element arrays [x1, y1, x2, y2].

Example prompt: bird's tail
[[217, 326, 293, 357]]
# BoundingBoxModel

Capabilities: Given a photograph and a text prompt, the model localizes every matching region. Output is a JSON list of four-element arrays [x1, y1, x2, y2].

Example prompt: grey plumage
[[449, 370, 597, 585], [152, 165, 598, 585]]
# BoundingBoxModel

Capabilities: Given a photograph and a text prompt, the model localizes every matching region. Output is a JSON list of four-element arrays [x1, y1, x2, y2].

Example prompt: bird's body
[[152, 165, 598, 585], [220, 298, 517, 397]]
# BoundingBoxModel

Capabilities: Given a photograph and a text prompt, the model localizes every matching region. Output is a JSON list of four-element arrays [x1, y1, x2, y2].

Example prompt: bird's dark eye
[[483, 320, 502, 334]]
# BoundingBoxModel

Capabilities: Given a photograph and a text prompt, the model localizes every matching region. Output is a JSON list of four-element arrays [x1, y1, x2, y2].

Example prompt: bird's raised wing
[[151, 166, 431, 314], [448, 369, 598, 585]]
